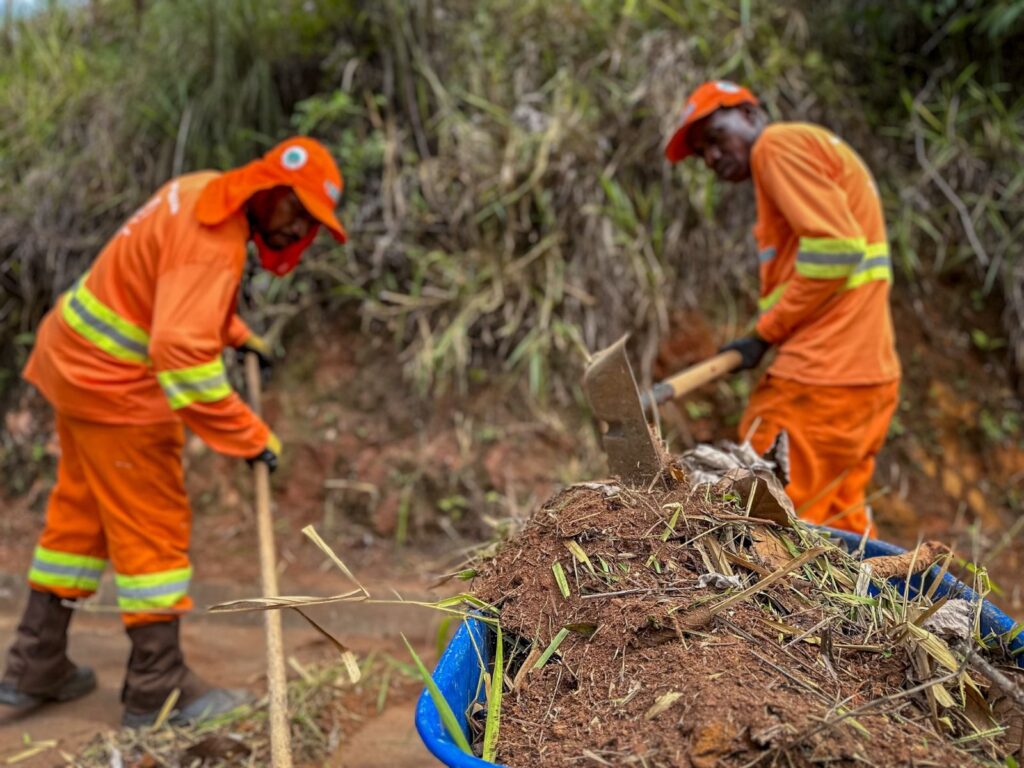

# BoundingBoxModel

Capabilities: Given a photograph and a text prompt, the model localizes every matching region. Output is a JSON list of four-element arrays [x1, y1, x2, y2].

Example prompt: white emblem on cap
[[716, 81, 741, 93], [680, 101, 696, 124], [281, 145, 308, 170], [324, 180, 340, 203]]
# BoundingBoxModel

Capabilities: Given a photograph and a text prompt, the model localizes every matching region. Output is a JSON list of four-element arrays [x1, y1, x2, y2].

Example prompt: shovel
[[244, 353, 293, 768], [582, 335, 741, 486]]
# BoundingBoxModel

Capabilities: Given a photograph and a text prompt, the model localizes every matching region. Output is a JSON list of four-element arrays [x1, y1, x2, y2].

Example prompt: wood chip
[[862, 541, 949, 580], [644, 691, 683, 720]]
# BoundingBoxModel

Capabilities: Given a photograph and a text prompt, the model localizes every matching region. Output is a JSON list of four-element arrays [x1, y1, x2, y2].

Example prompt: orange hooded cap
[[665, 81, 759, 163], [195, 136, 348, 243]]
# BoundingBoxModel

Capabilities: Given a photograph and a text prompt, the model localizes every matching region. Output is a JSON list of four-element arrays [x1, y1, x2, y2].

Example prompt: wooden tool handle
[[245, 353, 293, 768], [646, 349, 743, 408]]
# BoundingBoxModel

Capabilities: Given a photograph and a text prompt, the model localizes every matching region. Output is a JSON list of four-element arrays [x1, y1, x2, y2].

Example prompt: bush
[[0, 0, 1019, 409]]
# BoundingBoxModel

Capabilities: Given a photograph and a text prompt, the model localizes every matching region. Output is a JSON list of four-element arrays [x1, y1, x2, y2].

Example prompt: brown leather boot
[[121, 619, 251, 728], [0, 589, 96, 710]]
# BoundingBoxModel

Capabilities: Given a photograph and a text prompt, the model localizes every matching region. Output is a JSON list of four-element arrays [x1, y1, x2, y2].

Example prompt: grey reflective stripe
[[67, 290, 149, 357], [159, 373, 228, 397], [117, 580, 191, 599], [758, 247, 776, 263], [30, 558, 104, 579], [796, 250, 863, 265], [853, 255, 891, 273]]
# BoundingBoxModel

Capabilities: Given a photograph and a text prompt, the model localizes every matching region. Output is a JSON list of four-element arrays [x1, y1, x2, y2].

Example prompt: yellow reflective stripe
[[844, 242, 893, 290], [116, 566, 192, 610], [156, 357, 232, 410], [28, 546, 106, 591], [798, 236, 867, 255], [796, 261, 857, 279], [795, 236, 866, 279], [761, 243, 891, 308], [60, 274, 151, 364], [845, 264, 892, 289], [758, 282, 788, 314]]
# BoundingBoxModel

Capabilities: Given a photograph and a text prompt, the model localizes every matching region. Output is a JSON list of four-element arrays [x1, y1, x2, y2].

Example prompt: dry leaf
[[644, 691, 683, 719], [208, 590, 366, 613], [714, 469, 794, 527], [751, 529, 793, 570], [293, 607, 361, 684]]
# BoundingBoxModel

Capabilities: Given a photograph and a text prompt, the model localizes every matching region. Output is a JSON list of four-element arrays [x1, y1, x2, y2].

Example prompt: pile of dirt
[[471, 470, 1024, 767]]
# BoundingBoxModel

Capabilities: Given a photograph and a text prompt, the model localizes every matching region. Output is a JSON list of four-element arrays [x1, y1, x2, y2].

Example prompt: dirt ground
[[0, 563, 443, 767], [0, 320, 588, 765], [1, 292, 1022, 764]]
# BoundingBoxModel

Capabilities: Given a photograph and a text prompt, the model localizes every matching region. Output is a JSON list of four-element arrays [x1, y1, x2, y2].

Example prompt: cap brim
[[664, 103, 722, 163], [665, 125, 694, 163], [295, 188, 348, 243]]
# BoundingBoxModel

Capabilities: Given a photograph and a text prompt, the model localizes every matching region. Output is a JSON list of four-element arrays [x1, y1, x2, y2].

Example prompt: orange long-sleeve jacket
[[751, 123, 901, 386], [24, 172, 269, 457]]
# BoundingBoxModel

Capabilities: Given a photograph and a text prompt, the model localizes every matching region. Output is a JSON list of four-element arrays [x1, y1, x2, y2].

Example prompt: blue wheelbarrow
[[414, 528, 1024, 767]]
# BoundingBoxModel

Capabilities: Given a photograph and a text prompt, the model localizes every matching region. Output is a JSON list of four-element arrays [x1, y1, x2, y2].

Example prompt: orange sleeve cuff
[[225, 314, 252, 349], [177, 394, 269, 458], [755, 314, 784, 345]]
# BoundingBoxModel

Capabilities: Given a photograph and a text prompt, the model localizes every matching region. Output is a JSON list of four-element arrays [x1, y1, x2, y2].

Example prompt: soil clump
[[472, 473, 1024, 767]]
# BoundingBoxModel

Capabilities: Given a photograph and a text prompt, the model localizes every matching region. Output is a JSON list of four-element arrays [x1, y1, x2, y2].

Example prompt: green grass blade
[[482, 623, 503, 761], [660, 504, 683, 541], [401, 634, 472, 754], [533, 628, 570, 669], [552, 561, 570, 598], [564, 540, 594, 572]]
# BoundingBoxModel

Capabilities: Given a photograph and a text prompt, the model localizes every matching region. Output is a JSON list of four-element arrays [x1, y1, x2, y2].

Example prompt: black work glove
[[235, 334, 273, 387], [719, 335, 772, 371], [246, 432, 281, 473]]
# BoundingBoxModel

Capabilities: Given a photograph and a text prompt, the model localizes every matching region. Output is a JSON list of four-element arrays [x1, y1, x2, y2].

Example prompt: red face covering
[[195, 137, 348, 278], [253, 224, 320, 276]]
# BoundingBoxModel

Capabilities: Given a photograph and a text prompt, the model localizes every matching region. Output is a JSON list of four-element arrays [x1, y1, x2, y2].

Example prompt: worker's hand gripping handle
[[639, 349, 743, 411]]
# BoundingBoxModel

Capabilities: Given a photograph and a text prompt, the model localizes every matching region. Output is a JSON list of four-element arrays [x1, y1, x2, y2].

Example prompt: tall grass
[[822, 0, 1024, 380], [0, 0, 351, 391], [0, 0, 1020, 410]]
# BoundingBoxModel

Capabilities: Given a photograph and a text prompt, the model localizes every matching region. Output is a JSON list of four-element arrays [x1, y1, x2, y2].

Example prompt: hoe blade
[[582, 336, 663, 486]]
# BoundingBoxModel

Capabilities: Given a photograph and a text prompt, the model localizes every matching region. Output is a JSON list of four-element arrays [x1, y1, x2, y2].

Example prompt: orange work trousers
[[739, 375, 900, 536], [28, 414, 193, 627]]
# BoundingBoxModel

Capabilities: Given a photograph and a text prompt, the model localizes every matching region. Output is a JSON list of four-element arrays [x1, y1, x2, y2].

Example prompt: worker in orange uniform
[[665, 81, 900, 535], [0, 138, 347, 726]]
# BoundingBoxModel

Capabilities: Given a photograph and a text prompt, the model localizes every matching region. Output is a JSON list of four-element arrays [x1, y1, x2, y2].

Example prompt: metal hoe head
[[582, 335, 663, 486]]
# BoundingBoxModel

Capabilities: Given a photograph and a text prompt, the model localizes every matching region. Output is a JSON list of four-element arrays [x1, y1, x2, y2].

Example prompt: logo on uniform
[[324, 180, 341, 204], [281, 146, 308, 170], [716, 81, 740, 93]]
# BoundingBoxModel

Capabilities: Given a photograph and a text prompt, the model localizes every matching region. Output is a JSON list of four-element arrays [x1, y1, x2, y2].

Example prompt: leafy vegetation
[[0, 0, 1020, 404]]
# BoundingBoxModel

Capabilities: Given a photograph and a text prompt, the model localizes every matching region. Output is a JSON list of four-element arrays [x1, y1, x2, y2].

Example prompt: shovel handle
[[244, 353, 293, 768], [641, 349, 743, 410]]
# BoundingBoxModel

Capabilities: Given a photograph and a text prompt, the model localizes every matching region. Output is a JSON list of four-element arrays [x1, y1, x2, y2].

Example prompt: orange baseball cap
[[664, 81, 759, 163], [196, 136, 347, 243]]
